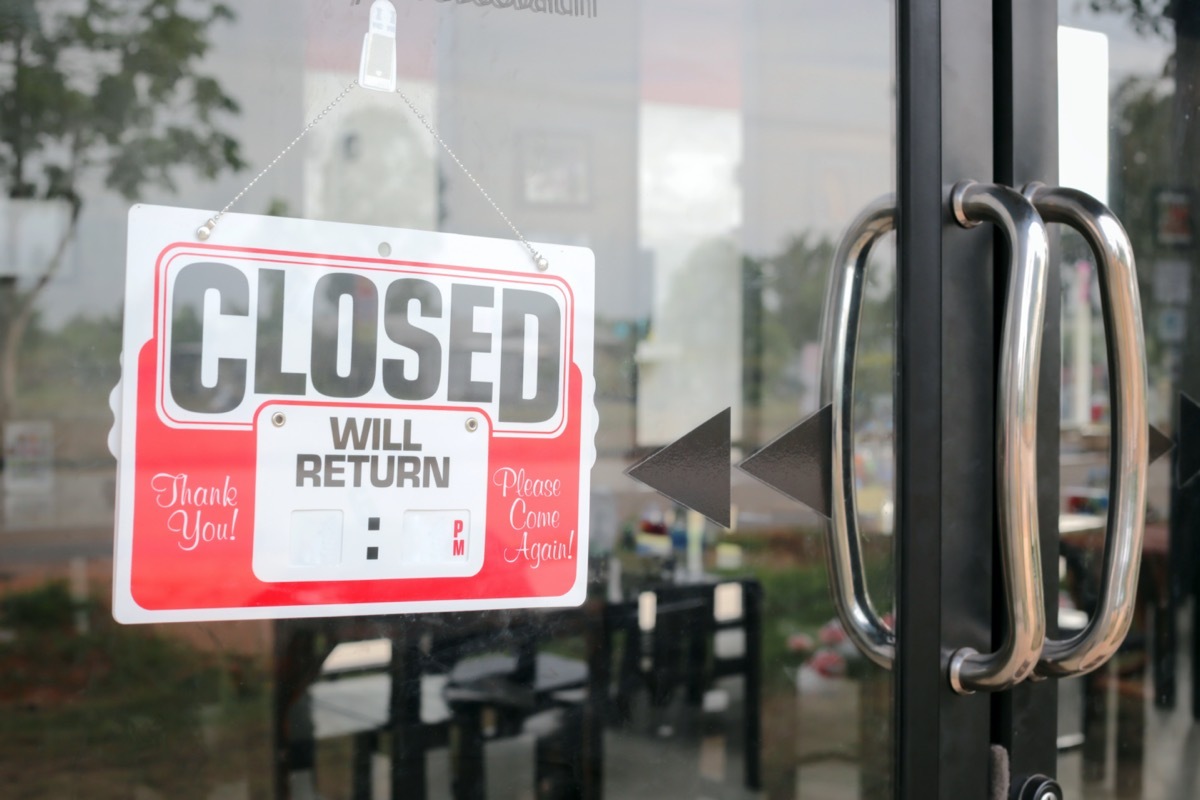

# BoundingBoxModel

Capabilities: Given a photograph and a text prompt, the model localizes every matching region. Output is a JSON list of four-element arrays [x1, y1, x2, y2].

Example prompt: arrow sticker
[[1149, 423, 1174, 467], [736, 404, 833, 519], [628, 402, 1170, 529], [625, 408, 731, 527]]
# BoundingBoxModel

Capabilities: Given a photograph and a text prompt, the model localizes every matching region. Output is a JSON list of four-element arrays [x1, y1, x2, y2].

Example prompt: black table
[[272, 574, 762, 799]]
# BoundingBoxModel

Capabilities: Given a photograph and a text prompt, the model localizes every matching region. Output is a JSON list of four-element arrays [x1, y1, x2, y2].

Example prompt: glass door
[[0, 1, 917, 798], [936, 3, 1200, 797], [1043, 3, 1200, 798]]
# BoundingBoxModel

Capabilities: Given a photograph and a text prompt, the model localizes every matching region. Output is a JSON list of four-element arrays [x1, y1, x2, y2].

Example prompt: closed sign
[[113, 205, 595, 622]]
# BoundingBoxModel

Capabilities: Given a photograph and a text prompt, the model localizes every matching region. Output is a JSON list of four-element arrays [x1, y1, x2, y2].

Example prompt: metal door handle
[[948, 181, 1050, 694], [1023, 183, 1148, 678], [820, 195, 897, 670]]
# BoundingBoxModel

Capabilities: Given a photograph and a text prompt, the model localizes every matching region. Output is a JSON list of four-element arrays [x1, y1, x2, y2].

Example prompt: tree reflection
[[0, 0, 245, 428]]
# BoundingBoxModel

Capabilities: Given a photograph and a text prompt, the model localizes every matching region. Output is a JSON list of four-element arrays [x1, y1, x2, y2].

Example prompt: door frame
[[894, 2, 1061, 796]]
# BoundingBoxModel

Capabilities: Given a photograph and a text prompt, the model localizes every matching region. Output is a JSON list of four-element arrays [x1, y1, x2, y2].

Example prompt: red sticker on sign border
[[113, 205, 596, 623]]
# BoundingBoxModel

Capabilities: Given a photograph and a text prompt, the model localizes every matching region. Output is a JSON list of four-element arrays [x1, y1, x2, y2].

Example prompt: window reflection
[[0, 2, 896, 798], [1056, 5, 1200, 799]]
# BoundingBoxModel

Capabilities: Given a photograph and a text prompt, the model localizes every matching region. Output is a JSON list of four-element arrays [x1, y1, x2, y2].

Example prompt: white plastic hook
[[359, 0, 398, 92]]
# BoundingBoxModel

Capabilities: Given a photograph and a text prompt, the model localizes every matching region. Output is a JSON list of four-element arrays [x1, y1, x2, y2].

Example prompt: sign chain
[[197, 81, 359, 241], [393, 86, 547, 270], [196, 80, 548, 271]]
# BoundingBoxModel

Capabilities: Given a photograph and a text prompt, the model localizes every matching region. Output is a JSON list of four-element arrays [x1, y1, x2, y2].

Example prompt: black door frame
[[894, 1, 1061, 796]]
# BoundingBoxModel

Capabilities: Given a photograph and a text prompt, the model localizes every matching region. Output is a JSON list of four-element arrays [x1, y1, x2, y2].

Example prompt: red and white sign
[[113, 205, 595, 623]]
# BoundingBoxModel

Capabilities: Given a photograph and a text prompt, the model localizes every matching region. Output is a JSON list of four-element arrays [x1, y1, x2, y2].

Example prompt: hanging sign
[[113, 205, 595, 622]]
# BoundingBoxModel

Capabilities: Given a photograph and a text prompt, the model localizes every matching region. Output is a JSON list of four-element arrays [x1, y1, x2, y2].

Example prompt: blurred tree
[[1080, 0, 1200, 623], [739, 231, 896, 447], [760, 233, 895, 401], [763, 234, 836, 354], [1084, 0, 1174, 34], [0, 0, 245, 424], [1105, 75, 1174, 373], [1085, 2, 1200, 398]]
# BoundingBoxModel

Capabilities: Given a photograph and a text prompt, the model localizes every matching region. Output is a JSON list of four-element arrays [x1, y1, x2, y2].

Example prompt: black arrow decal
[[1149, 423, 1174, 466], [736, 404, 832, 519], [625, 408, 731, 527], [1180, 393, 1200, 487]]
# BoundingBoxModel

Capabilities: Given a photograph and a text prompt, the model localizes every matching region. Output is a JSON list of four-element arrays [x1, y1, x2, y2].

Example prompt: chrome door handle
[[820, 195, 897, 670], [948, 182, 1050, 694], [1023, 183, 1149, 678]]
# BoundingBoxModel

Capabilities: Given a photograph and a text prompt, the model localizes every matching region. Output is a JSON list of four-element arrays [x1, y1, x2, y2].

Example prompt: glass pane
[[0, 2, 895, 798], [1055, 4, 1194, 798]]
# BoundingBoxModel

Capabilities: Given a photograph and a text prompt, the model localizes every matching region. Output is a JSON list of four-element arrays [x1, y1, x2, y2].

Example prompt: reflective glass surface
[[1056, 3, 1200, 798], [0, 2, 895, 798]]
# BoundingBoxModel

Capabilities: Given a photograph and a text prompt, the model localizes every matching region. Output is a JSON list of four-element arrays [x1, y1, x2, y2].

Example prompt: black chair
[[610, 578, 761, 791], [442, 649, 590, 800]]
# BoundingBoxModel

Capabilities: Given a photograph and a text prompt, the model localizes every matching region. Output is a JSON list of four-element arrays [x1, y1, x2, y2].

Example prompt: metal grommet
[[948, 646, 979, 695], [272, 411, 286, 427], [950, 180, 981, 228], [465, 417, 479, 432]]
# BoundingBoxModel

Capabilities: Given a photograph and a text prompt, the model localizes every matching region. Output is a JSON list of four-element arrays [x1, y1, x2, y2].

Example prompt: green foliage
[[743, 231, 896, 417], [0, 580, 269, 702], [0, 581, 272, 798], [0, 580, 75, 628], [710, 535, 893, 690], [759, 233, 836, 354], [1109, 75, 1177, 374], [0, 0, 245, 202], [1111, 75, 1174, 245], [0, 0, 245, 421]]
